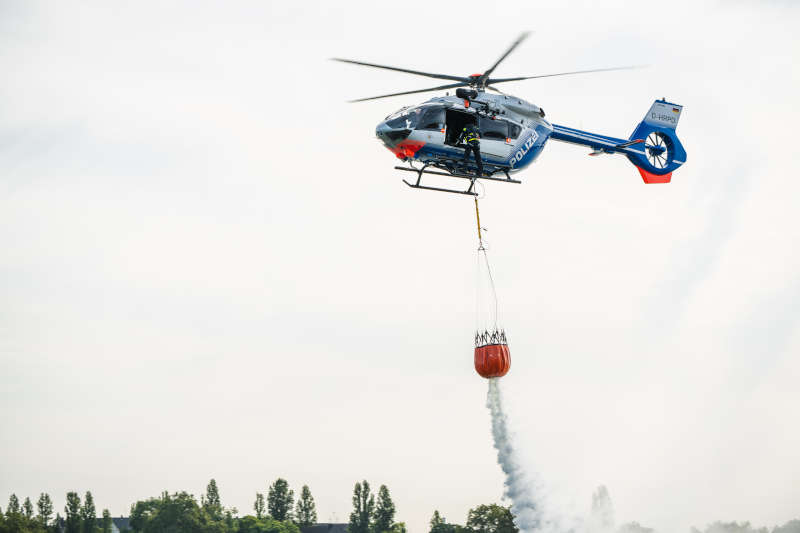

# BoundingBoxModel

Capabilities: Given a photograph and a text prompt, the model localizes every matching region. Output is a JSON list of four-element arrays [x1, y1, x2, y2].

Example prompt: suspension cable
[[474, 198, 499, 329]]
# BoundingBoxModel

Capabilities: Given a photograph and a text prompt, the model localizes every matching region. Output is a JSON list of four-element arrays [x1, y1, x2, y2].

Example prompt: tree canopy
[[348, 481, 374, 533], [267, 479, 294, 522], [82, 491, 97, 533], [372, 485, 395, 533], [204, 479, 224, 521], [254, 493, 266, 520], [37, 493, 53, 527], [6, 496, 19, 516], [465, 504, 517, 533], [65, 492, 82, 533], [22, 498, 33, 521], [295, 486, 317, 528], [101, 509, 113, 533]]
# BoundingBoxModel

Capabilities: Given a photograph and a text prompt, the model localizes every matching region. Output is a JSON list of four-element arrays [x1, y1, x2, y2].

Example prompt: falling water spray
[[487, 378, 542, 532]]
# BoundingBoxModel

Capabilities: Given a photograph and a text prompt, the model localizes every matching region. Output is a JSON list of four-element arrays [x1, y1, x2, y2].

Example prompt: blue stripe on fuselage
[[551, 124, 626, 148]]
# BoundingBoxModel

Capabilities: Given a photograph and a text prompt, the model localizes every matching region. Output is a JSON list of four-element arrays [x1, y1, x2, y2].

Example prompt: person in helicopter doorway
[[458, 122, 484, 177]]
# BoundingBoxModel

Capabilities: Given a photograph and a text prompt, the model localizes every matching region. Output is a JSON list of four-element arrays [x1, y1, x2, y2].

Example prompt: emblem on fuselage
[[509, 131, 539, 168]]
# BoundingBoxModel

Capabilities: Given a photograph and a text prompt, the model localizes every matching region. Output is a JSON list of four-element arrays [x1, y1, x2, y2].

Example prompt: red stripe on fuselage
[[388, 140, 426, 160]]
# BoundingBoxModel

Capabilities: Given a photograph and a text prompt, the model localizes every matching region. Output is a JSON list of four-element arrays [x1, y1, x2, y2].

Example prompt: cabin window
[[508, 123, 522, 139], [479, 117, 508, 140]]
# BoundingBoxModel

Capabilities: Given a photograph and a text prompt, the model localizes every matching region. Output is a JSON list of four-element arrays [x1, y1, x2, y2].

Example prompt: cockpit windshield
[[385, 104, 445, 130], [385, 107, 426, 129]]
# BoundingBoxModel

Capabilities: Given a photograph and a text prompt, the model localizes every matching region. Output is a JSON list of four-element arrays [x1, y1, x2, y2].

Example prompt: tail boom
[[550, 99, 687, 183]]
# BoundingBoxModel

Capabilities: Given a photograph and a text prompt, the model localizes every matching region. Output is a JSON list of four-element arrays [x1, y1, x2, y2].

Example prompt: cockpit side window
[[418, 107, 445, 130], [508, 123, 522, 139], [479, 116, 508, 140]]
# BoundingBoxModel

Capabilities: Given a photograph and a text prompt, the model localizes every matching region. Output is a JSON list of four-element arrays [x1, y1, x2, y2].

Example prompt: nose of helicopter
[[376, 122, 411, 147]]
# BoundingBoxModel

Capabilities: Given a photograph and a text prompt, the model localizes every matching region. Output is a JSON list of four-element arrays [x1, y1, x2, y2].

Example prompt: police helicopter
[[334, 32, 686, 196]]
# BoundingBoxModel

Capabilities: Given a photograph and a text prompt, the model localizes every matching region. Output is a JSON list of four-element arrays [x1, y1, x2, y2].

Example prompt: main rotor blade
[[331, 58, 470, 83], [486, 85, 510, 96], [488, 65, 644, 84], [481, 31, 531, 80], [348, 82, 468, 103]]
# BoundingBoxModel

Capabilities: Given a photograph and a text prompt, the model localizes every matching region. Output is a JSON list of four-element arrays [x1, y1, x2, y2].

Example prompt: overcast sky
[[2, 1, 799, 532]]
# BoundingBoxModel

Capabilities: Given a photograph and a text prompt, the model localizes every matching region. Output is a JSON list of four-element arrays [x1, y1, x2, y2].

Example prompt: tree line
[[0, 491, 112, 533], [6, 482, 796, 533], [427, 504, 516, 533], [0, 478, 316, 533], [0, 479, 514, 533]]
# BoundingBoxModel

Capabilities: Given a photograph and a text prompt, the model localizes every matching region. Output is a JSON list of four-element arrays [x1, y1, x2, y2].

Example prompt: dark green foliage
[[3, 495, 28, 533], [237, 516, 264, 533], [129, 497, 159, 532], [430, 511, 444, 531], [282, 520, 301, 533], [101, 509, 112, 533], [294, 486, 317, 527], [430, 524, 467, 533], [0, 500, 54, 533], [267, 479, 294, 522], [204, 479, 223, 521], [131, 491, 205, 533], [6, 495, 20, 516], [37, 493, 54, 527], [371, 486, 395, 533], [65, 492, 82, 533], [147, 492, 204, 533], [465, 504, 517, 533], [129, 490, 240, 533], [23, 497, 34, 520], [225, 508, 238, 531], [236, 515, 300, 533], [82, 491, 97, 533], [254, 494, 265, 520], [348, 481, 374, 533]]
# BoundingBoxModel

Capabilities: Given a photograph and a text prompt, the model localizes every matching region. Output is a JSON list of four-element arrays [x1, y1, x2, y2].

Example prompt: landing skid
[[395, 158, 520, 197]]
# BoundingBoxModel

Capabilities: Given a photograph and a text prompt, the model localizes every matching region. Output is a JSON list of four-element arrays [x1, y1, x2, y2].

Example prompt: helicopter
[[334, 33, 687, 196]]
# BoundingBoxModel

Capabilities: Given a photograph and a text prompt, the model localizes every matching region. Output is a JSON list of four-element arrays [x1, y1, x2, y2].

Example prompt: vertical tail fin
[[626, 99, 687, 183]]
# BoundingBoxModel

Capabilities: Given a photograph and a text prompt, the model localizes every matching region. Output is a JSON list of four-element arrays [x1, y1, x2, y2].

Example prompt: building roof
[[113, 517, 131, 530], [300, 524, 348, 533]]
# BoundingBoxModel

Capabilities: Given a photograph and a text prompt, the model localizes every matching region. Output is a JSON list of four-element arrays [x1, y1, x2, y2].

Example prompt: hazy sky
[[2, 2, 799, 532]]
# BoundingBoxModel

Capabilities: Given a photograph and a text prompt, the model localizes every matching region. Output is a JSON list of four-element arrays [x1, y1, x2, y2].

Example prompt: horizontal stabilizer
[[615, 139, 644, 149]]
